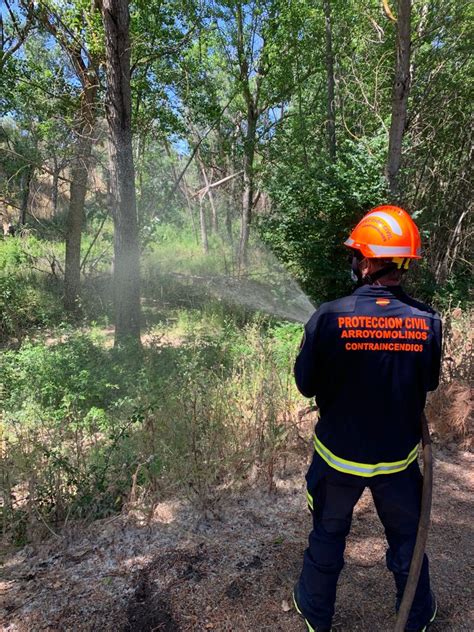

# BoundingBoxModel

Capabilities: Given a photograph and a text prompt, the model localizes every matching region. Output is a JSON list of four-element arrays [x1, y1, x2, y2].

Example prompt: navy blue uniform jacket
[[294, 285, 442, 476]]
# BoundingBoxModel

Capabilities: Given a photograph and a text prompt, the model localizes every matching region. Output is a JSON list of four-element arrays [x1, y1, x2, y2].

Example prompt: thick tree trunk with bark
[[235, 3, 261, 272], [64, 82, 97, 312], [387, 0, 412, 201], [102, 0, 141, 345], [37, 6, 99, 313], [323, 0, 336, 161]]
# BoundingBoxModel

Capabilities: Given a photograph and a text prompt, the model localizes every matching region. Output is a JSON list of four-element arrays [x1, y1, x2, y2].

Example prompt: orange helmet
[[344, 205, 421, 261]]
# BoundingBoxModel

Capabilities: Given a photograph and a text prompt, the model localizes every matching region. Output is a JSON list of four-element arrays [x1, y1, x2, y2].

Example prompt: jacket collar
[[352, 284, 407, 299]]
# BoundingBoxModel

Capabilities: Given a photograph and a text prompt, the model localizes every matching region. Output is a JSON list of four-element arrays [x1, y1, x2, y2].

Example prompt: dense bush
[[0, 272, 63, 341], [259, 138, 387, 303], [0, 236, 64, 340]]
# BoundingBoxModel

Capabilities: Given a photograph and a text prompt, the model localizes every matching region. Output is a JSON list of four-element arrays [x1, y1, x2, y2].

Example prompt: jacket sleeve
[[294, 310, 322, 398], [428, 314, 442, 391]]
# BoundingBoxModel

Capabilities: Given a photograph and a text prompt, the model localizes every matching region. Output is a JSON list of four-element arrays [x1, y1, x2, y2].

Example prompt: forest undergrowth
[[0, 229, 311, 548], [0, 228, 472, 632], [1, 1, 472, 627], [0, 231, 472, 552]]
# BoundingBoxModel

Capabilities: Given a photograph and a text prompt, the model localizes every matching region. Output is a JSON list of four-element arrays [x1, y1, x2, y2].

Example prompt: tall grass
[[0, 316, 304, 546]]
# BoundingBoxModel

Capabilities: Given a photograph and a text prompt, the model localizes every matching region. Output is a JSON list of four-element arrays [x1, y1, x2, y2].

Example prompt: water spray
[[148, 237, 316, 324]]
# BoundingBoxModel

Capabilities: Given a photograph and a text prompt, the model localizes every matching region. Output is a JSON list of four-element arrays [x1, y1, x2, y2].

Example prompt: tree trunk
[[198, 158, 218, 233], [164, 139, 198, 241], [64, 82, 97, 312], [20, 167, 32, 225], [199, 195, 209, 254], [235, 3, 259, 272], [37, 6, 99, 313], [227, 139, 239, 247], [209, 177, 218, 233], [102, 0, 141, 346], [52, 155, 59, 214], [225, 202, 233, 247], [135, 133, 144, 204], [181, 174, 198, 243], [238, 109, 257, 271], [323, 0, 336, 161], [386, 0, 411, 201]]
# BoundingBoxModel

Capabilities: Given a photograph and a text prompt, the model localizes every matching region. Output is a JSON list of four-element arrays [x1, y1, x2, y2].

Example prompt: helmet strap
[[350, 254, 404, 286], [364, 262, 399, 285], [350, 254, 364, 286]]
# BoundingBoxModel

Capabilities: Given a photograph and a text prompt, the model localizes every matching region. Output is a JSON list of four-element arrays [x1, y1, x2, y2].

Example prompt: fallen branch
[[80, 213, 109, 272], [298, 405, 318, 421], [191, 171, 244, 199], [170, 93, 237, 197]]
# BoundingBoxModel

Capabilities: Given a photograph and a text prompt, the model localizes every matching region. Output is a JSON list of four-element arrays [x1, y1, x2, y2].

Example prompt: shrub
[[0, 320, 306, 544], [0, 273, 63, 341], [259, 138, 387, 303]]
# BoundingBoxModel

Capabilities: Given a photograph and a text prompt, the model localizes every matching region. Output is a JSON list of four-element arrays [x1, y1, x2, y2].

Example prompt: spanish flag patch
[[376, 298, 391, 306]]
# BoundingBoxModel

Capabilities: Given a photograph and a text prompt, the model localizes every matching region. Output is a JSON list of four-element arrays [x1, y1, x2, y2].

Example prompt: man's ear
[[359, 257, 370, 275]]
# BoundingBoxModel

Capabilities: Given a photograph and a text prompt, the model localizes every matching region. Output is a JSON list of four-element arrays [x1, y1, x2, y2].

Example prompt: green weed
[[0, 320, 305, 544]]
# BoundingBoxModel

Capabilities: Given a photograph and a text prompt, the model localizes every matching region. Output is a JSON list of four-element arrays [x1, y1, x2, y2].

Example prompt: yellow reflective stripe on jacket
[[306, 490, 314, 510], [313, 434, 418, 477]]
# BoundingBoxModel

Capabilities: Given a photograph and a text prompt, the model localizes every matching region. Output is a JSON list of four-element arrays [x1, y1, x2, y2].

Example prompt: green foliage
[[0, 236, 30, 271], [143, 224, 230, 276], [0, 236, 64, 340], [0, 272, 62, 341], [1, 319, 305, 542], [2, 335, 119, 416], [259, 138, 387, 301]]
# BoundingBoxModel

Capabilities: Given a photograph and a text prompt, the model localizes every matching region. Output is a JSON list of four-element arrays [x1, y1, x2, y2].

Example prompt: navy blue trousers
[[297, 452, 432, 630]]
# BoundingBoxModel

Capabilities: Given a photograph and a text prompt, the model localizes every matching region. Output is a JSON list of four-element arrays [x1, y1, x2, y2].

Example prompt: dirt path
[[2, 447, 473, 632]]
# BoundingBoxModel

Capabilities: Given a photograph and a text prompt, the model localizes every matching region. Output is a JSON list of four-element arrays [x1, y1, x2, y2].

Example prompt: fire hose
[[297, 407, 434, 630], [394, 412, 433, 632]]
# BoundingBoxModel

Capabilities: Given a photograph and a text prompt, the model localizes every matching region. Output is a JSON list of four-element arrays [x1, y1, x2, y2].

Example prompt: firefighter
[[293, 205, 442, 632]]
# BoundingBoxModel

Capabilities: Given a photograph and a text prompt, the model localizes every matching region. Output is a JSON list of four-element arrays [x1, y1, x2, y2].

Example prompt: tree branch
[[170, 94, 237, 197], [191, 171, 244, 199], [0, 1, 35, 70], [382, 0, 397, 22]]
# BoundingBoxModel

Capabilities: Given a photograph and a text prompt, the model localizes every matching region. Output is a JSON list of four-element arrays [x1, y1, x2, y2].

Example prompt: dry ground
[[1, 446, 473, 632]]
